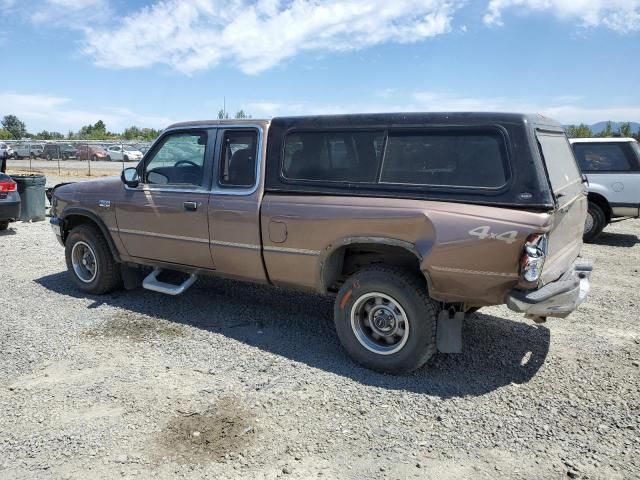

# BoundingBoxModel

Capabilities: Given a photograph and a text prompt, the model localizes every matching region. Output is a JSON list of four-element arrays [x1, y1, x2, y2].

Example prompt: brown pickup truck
[[50, 113, 592, 373]]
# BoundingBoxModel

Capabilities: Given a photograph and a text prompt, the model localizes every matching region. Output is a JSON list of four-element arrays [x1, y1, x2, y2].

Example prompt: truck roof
[[167, 112, 563, 130], [569, 137, 637, 143]]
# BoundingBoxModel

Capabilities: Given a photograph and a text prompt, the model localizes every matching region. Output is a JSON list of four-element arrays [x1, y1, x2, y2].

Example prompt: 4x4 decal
[[468, 226, 518, 244]]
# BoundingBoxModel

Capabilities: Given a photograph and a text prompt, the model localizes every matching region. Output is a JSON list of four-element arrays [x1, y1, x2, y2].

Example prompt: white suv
[[0, 142, 13, 159], [570, 137, 640, 241]]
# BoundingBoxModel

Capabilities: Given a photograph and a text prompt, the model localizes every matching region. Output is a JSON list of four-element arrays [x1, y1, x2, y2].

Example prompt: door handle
[[183, 201, 198, 211]]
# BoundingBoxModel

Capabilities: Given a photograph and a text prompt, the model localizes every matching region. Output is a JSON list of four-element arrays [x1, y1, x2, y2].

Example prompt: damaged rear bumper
[[507, 260, 592, 319]]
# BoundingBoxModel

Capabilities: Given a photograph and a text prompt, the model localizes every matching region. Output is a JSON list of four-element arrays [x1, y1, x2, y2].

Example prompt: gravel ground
[[0, 217, 639, 480]]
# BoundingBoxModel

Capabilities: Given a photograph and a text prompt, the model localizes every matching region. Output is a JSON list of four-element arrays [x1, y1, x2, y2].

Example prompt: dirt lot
[[0, 215, 638, 479]]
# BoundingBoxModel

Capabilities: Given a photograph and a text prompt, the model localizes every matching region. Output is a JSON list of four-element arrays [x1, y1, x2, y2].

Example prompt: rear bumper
[[0, 196, 21, 222], [507, 260, 592, 319]]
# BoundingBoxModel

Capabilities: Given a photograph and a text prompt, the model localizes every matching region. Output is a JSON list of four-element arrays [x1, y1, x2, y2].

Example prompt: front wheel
[[123, 155, 129, 162], [334, 265, 437, 374], [584, 201, 606, 243], [65, 224, 122, 294], [91, 154, 98, 162], [0, 221, 9, 231]]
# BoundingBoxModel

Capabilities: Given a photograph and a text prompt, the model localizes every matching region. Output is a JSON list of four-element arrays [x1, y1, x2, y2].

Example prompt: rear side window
[[283, 131, 384, 183], [380, 130, 508, 188], [219, 130, 258, 188], [572, 142, 638, 172], [537, 133, 582, 194]]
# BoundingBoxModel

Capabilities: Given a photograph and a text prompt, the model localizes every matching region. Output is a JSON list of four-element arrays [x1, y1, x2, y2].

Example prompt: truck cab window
[[218, 130, 258, 188], [144, 131, 207, 186]]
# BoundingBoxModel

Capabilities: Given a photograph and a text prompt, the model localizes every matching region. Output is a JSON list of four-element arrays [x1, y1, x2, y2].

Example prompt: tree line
[[565, 121, 640, 140], [0, 110, 253, 142], [0, 115, 162, 142]]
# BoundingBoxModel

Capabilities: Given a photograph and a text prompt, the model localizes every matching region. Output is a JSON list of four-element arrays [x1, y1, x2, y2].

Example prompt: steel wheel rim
[[584, 211, 594, 234], [71, 241, 98, 283], [350, 292, 410, 355]]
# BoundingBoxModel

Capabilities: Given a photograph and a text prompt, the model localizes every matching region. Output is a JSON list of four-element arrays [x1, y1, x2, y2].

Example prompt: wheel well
[[62, 213, 121, 262], [323, 243, 421, 293], [588, 193, 612, 223]]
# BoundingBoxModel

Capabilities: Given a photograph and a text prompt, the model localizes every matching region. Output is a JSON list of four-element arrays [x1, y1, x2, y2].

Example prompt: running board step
[[142, 268, 197, 296]]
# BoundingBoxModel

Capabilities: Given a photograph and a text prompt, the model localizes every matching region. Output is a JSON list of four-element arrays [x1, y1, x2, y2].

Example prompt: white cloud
[[31, 0, 111, 27], [0, 92, 172, 133], [83, 0, 458, 75], [484, 0, 640, 32], [247, 91, 640, 125]]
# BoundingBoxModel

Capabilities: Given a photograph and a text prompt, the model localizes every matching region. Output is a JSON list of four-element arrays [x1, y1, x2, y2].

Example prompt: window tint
[[537, 133, 582, 193], [572, 142, 636, 172], [144, 131, 207, 186], [283, 131, 384, 182], [219, 130, 258, 188], [380, 131, 507, 188]]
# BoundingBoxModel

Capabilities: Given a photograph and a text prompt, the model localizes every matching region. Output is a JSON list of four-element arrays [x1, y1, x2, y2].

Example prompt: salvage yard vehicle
[[41, 143, 77, 161], [75, 144, 108, 161], [0, 173, 20, 230], [570, 137, 640, 242], [105, 144, 144, 162], [13, 142, 44, 159], [49, 113, 592, 373]]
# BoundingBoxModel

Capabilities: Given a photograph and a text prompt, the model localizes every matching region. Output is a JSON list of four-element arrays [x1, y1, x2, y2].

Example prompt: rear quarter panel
[[261, 195, 553, 306]]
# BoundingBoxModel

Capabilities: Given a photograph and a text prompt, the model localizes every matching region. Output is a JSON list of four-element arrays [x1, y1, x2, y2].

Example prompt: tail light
[[0, 179, 17, 192], [520, 233, 548, 283]]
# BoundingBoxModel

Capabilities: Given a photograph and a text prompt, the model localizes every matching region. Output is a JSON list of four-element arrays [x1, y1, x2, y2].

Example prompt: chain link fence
[[5, 140, 152, 178]]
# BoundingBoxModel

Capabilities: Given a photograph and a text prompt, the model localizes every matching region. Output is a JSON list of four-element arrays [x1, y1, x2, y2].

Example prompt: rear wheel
[[91, 154, 97, 162], [106, 155, 112, 162], [124, 155, 129, 162], [65, 224, 121, 294], [584, 201, 606, 243], [334, 265, 437, 374], [0, 221, 9, 231]]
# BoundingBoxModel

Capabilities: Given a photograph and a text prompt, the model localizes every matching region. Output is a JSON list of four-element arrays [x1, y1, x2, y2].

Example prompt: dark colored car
[[40, 143, 77, 160], [0, 174, 21, 230], [75, 145, 108, 161]]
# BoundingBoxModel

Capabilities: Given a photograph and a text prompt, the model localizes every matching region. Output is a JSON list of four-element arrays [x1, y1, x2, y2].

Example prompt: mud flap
[[436, 310, 464, 354], [121, 264, 144, 290]]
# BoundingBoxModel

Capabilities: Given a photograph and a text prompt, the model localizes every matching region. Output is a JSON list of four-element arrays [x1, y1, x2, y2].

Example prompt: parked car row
[[4, 141, 150, 161]]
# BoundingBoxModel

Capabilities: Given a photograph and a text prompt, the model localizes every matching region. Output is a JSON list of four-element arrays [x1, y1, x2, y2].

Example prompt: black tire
[[63, 154, 69, 160], [65, 224, 121, 294], [30, 153, 36, 159], [91, 154, 98, 162], [106, 155, 111, 162], [124, 155, 129, 162], [584, 201, 606, 243], [46, 154, 52, 161], [0, 220, 9, 231], [334, 265, 438, 374]]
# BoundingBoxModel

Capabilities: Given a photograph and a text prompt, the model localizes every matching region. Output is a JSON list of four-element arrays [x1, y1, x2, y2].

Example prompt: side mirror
[[121, 167, 140, 188]]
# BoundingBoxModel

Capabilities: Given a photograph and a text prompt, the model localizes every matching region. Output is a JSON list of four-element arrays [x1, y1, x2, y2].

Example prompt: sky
[[0, 0, 639, 133]]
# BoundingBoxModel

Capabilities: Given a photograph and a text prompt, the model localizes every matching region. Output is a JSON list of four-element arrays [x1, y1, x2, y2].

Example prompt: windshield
[[124, 145, 137, 151], [632, 140, 640, 160]]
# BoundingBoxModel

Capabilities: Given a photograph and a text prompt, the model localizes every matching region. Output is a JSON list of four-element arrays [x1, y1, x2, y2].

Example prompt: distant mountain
[[590, 121, 640, 135]]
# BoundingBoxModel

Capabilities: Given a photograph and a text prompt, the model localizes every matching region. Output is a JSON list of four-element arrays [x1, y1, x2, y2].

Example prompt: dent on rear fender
[[419, 207, 552, 305]]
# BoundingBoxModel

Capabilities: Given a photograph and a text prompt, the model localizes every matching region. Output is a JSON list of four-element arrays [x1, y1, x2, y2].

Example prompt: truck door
[[207, 125, 268, 283], [115, 128, 216, 269]]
